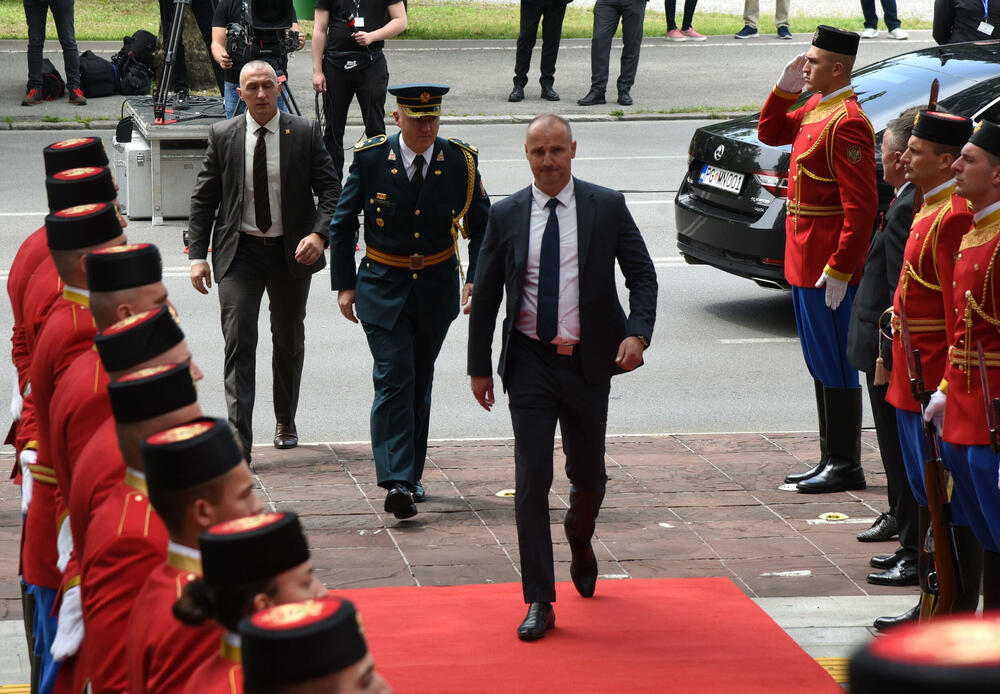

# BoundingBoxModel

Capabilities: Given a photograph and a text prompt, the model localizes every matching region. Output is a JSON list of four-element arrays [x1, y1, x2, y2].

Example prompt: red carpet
[[340, 578, 840, 693]]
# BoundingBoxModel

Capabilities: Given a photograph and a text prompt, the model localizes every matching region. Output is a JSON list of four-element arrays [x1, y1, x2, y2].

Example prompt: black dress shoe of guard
[[412, 480, 426, 503], [274, 423, 298, 449], [541, 85, 560, 101], [577, 90, 605, 106], [569, 542, 598, 598], [867, 554, 918, 586], [508, 86, 525, 102], [385, 484, 417, 519], [870, 545, 906, 570], [857, 512, 897, 542], [784, 460, 826, 484], [517, 602, 554, 641], [873, 603, 920, 631], [795, 461, 866, 493], [617, 91, 633, 106]]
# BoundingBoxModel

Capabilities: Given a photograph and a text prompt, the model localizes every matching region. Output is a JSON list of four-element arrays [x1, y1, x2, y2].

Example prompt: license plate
[[699, 165, 745, 195]]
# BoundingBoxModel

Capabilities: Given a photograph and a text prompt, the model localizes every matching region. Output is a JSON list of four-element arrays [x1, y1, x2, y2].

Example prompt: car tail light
[[753, 171, 788, 198], [761, 257, 785, 266]]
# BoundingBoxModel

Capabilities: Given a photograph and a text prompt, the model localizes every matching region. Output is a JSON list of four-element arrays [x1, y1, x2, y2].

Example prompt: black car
[[675, 41, 1000, 289]]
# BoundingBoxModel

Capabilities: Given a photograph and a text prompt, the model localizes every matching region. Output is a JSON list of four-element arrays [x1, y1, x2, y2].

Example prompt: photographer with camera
[[312, 0, 407, 180], [211, 0, 306, 118]]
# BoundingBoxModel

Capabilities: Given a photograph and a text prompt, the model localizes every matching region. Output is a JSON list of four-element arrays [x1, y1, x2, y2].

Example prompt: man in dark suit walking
[[467, 114, 657, 641], [188, 60, 340, 462]]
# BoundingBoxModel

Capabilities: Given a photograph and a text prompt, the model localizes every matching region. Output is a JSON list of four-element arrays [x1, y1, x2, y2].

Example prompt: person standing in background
[[509, 0, 571, 102], [578, 0, 648, 106], [22, 0, 86, 105], [861, 0, 909, 39], [665, 0, 704, 41], [934, 0, 1000, 43], [736, 0, 792, 39]]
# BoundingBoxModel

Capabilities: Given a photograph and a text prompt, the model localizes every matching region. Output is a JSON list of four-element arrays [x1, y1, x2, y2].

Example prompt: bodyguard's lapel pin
[[285, 129, 291, 134]]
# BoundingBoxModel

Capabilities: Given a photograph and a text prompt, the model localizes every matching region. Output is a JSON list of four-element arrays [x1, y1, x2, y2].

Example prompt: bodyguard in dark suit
[[468, 114, 657, 640], [508, 0, 571, 103], [330, 83, 490, 520], [188, 60, 340, 461]]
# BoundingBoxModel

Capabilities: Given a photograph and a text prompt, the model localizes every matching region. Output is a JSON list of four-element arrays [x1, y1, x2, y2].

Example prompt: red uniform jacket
[[68, 417, 124, 563], [23, 289, 95, 589], [942, 207, 1000, 445], [887, 188, 972, 413], [20, 260, 62, 386], [81, 470, 167, 694], [182, 637, 242, 694], [127, 547, 222, 694], [758, 85, 878, 287], [8, 227, 48, 390]]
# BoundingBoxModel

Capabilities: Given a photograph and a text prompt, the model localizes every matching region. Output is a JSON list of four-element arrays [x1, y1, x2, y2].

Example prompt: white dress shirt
[[515, 180, 580, 345], [241, 108, 283, 238], [398, 137, 432, 181]]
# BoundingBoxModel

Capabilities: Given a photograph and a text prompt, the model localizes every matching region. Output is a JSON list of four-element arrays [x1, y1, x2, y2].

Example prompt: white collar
[[531, 180, 575, 210], [64, 284, 89, 297], [896, 181, 913, 195], [167, 540, 202, 560], [224, 631, 241, 648], [974, 199, 1000, 222], [923, 177, 956, 202], [399, 136, 433, 169], [246, 108, 279, 135], [819, 84, 853, 104]]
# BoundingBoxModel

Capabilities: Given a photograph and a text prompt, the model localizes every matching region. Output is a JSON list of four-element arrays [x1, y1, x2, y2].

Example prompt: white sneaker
[[888, 28, 909, 40], [861, 27, 879, 38]]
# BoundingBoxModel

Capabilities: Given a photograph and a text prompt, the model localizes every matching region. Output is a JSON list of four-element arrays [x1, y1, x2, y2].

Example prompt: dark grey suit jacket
[[188, 111, 341, 281], [468, 177, 658, 386]]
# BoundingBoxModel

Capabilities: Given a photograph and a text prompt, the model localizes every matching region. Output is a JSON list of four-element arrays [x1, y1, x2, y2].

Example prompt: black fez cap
[[240, 597, 368, 686], [107, 362, 197, 424], [45, 202, 122, 251], [812, 25, 860, 57], [912, 110, 974, 147], [46, 166, 116, 212], [970, 120, 1000, 158], [43, 137, 109, 176], [86, 243, 162, 292], [200, 512, 310, 586], [95, 306, 184, 372], [388, 83, 449, 118], [141, 417, 244, 493]]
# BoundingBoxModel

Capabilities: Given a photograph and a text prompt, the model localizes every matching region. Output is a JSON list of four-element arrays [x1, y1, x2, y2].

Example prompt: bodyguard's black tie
[[254, 126, 272, 233], [536, 197, 560, 343], [412, 155, 425, 195]]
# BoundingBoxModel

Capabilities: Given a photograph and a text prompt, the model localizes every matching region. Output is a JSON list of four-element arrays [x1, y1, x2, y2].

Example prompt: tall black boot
[[983, 550, 1000, 610], [950, 525, 984, 614], [785, 379, 829, 483], [797, 386, 866, 493]]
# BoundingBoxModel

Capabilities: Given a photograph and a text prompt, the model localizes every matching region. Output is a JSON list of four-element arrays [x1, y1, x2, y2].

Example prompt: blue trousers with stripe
[[791, 285, 860, 388], [941, 442, 1000, 552], [896, 408, 972, 526]]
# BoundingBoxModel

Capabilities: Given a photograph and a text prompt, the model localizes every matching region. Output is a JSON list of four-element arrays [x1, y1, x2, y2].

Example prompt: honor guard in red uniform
[[80, 363, 201, 694], [758, 25, 878, 493], [127, 417, 262, 694], [24, 202, 125, 694], [176, 512, 323, 694], [925, 119, 1000, 610], [239, 597, 392, 694]]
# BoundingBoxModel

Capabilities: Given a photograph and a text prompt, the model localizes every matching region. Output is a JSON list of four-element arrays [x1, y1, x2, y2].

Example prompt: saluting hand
[[462, 282, 473, 314], [295, 232, 325, 266], [471, 376, 495, 411], [777, 53, 808, 93], [615, 336, 645, 371], [338, 289, 359, 323]]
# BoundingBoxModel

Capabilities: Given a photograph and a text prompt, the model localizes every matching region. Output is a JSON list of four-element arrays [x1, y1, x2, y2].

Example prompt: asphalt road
[[0, 120, 856, 447]]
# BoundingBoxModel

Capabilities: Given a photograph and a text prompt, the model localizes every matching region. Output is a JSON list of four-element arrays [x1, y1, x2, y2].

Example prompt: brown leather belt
[[365, 245, 454, 270], [516, 331, 578, 356]]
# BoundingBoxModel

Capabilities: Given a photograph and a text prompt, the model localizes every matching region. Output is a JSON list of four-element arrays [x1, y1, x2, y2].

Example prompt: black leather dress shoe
[[577, 90, 605, 106], [384, 484, 417, 520], [274, 423, 298, 449], [873, 603, 920, 631], [508, 86, 524, 102], [617, 91, 633, 106], [857, 512, 897, 542], [541, 85, 560, 101], [517, 602, 554, 641], [867, 554, 918, 586], [795, 461, 866, 493], [412, 480, 426, 503], [870, 546, 906, 570], [569, 542, 598, 598]]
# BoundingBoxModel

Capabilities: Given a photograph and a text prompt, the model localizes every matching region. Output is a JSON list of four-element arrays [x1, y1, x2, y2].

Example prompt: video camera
[[226, 0, 299, 69]]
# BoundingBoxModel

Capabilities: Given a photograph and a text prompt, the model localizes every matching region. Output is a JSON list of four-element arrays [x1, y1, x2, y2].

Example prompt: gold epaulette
[[449, 137, 478, 156], [354, 134, 388, 152]]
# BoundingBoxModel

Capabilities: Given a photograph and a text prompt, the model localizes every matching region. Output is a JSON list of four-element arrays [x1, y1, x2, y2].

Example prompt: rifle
[[977, 341, 1000, 453], [898, 304, 961, 617]]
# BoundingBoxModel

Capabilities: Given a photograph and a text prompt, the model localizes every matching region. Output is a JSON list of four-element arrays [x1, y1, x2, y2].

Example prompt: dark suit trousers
[[217, 235, 311, 449], [865, 371, 918, 553], [507, 333, 610, 603], [362, 292, 450, 490], [590, 0, 646, 93], [321, 55, 390, 181], [513, 0, 567, 89]]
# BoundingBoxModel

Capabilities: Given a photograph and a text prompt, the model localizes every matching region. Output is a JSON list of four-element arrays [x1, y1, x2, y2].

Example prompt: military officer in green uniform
[[330, 83, 490, 519]]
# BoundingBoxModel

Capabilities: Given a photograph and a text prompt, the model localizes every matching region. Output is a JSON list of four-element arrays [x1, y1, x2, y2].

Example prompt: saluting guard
[[330, 83, 490, 519]]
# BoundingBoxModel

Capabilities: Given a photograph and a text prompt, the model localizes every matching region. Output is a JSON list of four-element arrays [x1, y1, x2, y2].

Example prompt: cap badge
[[258, 600, 327, 627], [52, 138, 91, 150], [150, 420, 214, 444], [57, 203, 103, 217], [119, 363, 175, 382], [213, 513, 282, 534], [420, 91, 430, 104]]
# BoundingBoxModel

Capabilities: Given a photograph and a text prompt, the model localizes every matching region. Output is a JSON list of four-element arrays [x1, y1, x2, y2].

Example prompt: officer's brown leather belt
[[787, 201, 845, 217], [366, 245, 454, 270], [28, 463, 57, 486], [891, 315, 947, 333], [949, 346, 1000, 368]]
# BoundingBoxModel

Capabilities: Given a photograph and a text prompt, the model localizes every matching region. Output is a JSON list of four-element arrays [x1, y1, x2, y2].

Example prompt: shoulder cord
[[449, 148, 476, 282]]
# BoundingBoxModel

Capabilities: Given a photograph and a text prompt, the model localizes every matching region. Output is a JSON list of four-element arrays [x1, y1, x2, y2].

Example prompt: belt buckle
[[556, 344, 574, 356], [409, 254, 425, 270]]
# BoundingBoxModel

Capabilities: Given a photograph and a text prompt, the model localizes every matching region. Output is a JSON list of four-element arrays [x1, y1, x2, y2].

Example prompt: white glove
[[777, 53, 808, 93], [815, 272, 849, 310], [19, 449, 35, 515], [924, 388, 947, 437], [56, 515, 73, 573], [10, 365, 21, 421], [50, 585, 84, 661]]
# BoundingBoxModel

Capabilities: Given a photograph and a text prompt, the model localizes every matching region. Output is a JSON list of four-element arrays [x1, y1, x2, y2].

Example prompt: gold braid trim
[[899, 202, 951, 306], [449, 148, 476, 283], [791, 108, 844, 235], [961, 232, 1000, 387]]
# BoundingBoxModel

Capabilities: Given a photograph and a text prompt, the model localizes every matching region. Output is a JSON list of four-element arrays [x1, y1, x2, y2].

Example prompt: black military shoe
[[857, 512, 897, 542], [541, 85, 560, 101], [384, 483, 417, 520], [873, 603, 920, 631], [796, 460, 866, 493], [577, 90, 605, 106], [517, 602, 554, 641], [508, 86, 525, 102], [412, 480, 426, 503], [784, 460, 826, 484], [867, 554, 918, 586], [617, 90, 633, 106], [870, 546, 906, 570]]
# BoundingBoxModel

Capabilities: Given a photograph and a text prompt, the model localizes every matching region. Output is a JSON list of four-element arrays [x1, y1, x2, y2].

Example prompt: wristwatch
[[633, 334, 649, 349]]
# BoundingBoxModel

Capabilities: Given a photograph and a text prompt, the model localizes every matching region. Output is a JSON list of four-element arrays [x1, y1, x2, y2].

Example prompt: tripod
[[154, 0, 191, 123], [277, 71, 300, 117]]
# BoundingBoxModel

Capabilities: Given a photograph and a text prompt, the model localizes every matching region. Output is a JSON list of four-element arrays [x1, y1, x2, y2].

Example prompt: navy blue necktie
[[536, 197, 560, 343]]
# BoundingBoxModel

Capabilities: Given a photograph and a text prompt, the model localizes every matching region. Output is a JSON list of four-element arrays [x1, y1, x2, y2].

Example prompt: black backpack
[[40, 58, 64, 100], [79, 50, 117, 98], [112, 30, 157, 95], [114, 30, 156, 72]]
